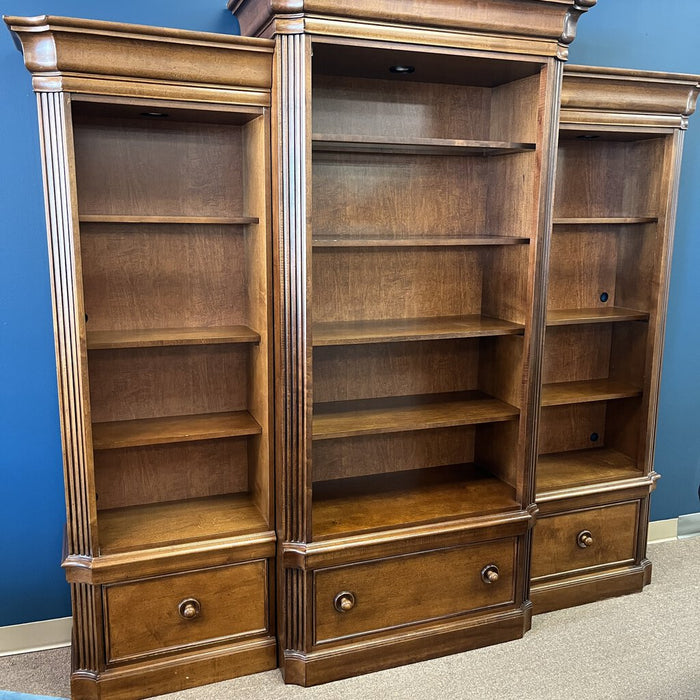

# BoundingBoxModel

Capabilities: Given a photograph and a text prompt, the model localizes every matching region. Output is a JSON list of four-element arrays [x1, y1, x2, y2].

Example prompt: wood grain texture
[[312, 235, 530, 247], [94, 438, 251, 510], [313, 391, 519, 440], [313, 464, 519, 540], [6, 15, 273, 102], [313, 539, 515, 642], [536, 447, 641, 494], [541, 379, 642, 407], [546, 307, 649, 326], [531, 502, 639, 580], [79, 215, 258, 224], [105, 561, 268, 661], [98, 493, 269, 554], [88, 345, 249, 423], [312, 427, 476, 482], [312, 316, 523, 346], [230, 0, 597, 55], [92, 411, 262, 450], [313, 134, 535, 156], [87, 326, 260, 350]]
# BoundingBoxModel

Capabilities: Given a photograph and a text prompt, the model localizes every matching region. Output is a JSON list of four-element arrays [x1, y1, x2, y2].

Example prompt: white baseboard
[[0, 617, 71, 657], [648, 518, 679, 543]]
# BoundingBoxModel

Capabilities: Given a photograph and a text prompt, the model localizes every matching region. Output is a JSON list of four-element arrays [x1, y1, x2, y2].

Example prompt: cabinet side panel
[[37, 92, 97, 557]]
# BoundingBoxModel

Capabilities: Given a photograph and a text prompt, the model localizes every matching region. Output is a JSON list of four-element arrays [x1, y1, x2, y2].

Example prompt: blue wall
[[0, 2, 698, 627], [569, 2, 700, 525]]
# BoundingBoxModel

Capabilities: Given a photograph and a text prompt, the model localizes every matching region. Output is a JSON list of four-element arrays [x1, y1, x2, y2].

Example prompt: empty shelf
[[87, 326, 260, 349], [313, 391, 519, 441], [313, 464, 520, 540], [537, 448, 641, 494], [553, 216, 657, 226], [541, 379, 642, 407], [98, 493, 270, 554], [92, 411, 262, 450], [312, 234, 530, 247], [547, 307, 649, 326], [313, 315, 524, 346], [79, 215, 258, 225], [312, 133, 536, 156]]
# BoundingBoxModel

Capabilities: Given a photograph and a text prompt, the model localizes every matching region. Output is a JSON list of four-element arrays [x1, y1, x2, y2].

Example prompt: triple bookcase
[[7, 2, 699, 698]]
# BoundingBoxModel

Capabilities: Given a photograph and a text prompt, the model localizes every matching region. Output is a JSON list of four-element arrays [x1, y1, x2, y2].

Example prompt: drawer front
[[531, 502, 639, 580], [105, 561, 268, 662], [314, 540, 515, 644]]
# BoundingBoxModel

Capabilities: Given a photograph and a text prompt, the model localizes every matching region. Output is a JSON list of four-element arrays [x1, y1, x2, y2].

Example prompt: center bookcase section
[[307, 44, 542, 542], [72, 99, 272, 554]]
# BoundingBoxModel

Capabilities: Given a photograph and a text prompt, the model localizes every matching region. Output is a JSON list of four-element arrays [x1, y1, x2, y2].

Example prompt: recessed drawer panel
[[314, 540, 515, 644], [531, 502, 638, 580], [105, 561, 268, 662]]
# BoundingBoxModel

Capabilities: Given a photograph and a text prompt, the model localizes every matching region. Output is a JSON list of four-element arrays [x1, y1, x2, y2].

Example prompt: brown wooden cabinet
[[230, 0, 595, 687], [531, 65, 700, 613], [6, 16, 277, 699]]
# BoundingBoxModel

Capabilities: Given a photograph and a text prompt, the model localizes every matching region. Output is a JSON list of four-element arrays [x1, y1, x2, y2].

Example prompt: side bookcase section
[[230, 0, 596, 687], [532, 66, 700, 613], [6, 16, 276, 699]]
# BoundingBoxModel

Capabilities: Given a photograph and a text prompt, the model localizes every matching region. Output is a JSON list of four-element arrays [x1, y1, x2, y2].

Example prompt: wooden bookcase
[[231, 0, 595, 686], [6, 16, 277, 699], [531, 65, 700, 612]]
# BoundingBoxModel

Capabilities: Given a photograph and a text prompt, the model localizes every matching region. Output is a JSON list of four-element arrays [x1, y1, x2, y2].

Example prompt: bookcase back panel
[[554, 138, 665, 218], [88, 345, 249, 422], [313, 340, 479, 403], [81, 224, 248, 330], [547, 224, 658, 313], [313, 427, 476, 482], [94, 438, 250, 509], [313, 247, 526, 322], [539, 404, 608, 455], [313, 153, 488, 237], [313, 75, 492, 140], [74, 116, 247, 218], [542, 325, 613, 384]]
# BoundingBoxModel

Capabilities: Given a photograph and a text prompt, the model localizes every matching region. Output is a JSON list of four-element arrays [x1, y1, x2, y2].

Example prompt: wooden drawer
[[313, 540, 515, 644], [104, 561, 268, 662], [531, 502, 639, 580]]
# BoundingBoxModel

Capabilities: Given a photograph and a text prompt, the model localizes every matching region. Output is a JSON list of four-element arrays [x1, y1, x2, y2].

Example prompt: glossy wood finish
[[232, 0, 569, 686], [104, 561, 268, 661], [7, 16, 276, 699], [532, 65, 700, 613], [313, 540, 515, 643]]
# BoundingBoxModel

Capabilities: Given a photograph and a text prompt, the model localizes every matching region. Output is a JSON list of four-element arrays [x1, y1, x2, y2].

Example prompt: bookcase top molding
[[229, 0, 597, 59], [4, 15, 273, 105], [562, 64, 700, 130]]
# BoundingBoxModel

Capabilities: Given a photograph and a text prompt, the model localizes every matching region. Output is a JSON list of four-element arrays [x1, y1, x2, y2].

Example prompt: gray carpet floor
[[1, 537, 698, 700]]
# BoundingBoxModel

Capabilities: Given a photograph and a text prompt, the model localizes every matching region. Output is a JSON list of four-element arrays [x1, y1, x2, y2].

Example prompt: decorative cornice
[[230, 0, 596, 58], [561, 64, 700, 130], [4, 15, 273, 102]]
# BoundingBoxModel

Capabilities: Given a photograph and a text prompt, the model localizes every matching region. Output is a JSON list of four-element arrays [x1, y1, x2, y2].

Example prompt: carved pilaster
[[273, 33, 312, 545], [70, 582, 102, 675], [37, 92, 97, 559]]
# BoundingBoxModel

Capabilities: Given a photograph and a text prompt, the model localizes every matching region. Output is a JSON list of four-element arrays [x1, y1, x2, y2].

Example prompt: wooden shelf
[[87, 326, 260, 350], [313, 464, 520, 540], [553, 217, 657, 226], [547, 307, 649, 326], [92, 411, 262, 450], [312, 235, 530, 248], [98, 493, 269, 554], [79, 215, 259, 225], [313, 315, 524, 346], [541, 379, 642, 407], [313, 391, 519, 441], [536, 448, 641, 494], [312, 133, 536, 157]]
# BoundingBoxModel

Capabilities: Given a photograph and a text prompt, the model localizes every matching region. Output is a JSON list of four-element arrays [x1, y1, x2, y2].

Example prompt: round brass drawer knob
[[577, 530, 594, 548], [178, 598, 201, 620], [481, 565, 500, 584], [334, 591, 356, 613]]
